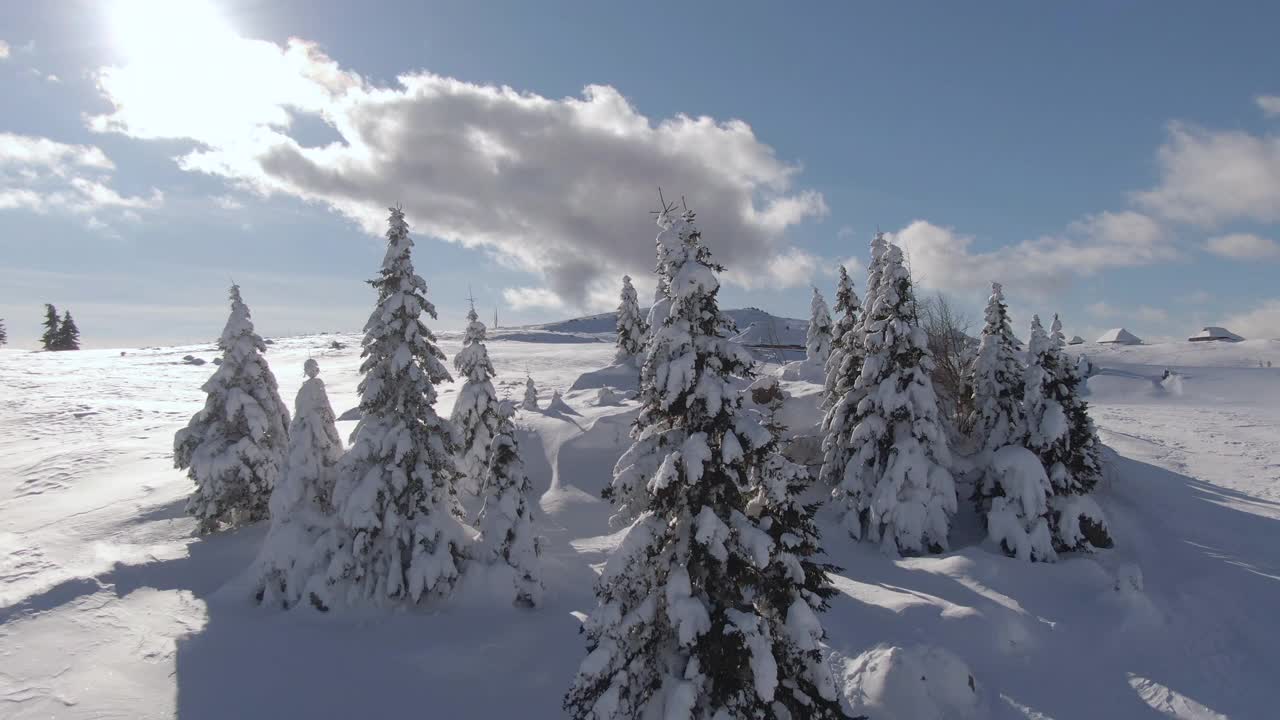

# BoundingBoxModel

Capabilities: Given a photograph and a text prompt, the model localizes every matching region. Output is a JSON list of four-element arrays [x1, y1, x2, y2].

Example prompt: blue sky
[[1, 0, 1278, 347]]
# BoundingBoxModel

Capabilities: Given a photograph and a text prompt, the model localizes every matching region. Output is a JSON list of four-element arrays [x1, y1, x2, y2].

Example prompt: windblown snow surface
[[1, 336, 1277, 718]]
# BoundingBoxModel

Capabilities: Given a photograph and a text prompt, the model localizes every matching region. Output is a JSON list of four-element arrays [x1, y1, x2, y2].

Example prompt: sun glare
[[108, 0, 236, 61]]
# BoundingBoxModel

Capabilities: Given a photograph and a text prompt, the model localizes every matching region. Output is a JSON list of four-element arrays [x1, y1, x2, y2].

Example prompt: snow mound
[[779, 359, 825, 383], [838, 645, 983, 720], [545, 391, 580, 416], [567, 363, 639, 394], [594, 387, 623, 406]]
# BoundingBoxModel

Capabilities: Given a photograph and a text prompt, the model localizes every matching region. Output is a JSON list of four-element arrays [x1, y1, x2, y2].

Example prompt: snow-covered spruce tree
[[174, 285, 291, 534], [477, 400, 542, 607], [818, 243, 876, 492], [614, 274, 647, 364], [55, 311, 80, 350], [451, 305, 501, 496], [40, 304, 59, 351], [838, 244, 956, 553], [1028, 314, 1112, 551], [604, 206, 700, 526], [969, 282, 1026, 513], [255, 359, 344, 607], [0, 318, 7, 347], [312, 206, 467, 610], [806, 286, 834, 367], [641, 200, 687, 348], [822, 265, 862, 405], [521, 374, 540, 411], [567, 211, 848, 720]]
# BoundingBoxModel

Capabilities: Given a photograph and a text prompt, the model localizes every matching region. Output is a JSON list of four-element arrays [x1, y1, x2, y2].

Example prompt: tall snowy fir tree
[[521, 375, 540, 411], [836, 244, 956, 553], [310, 206, 468, 610], [0, 318, 7, 347], [969, 282, 1026, 512], [979, 318, 1058, 562], [818, 254, 871, 492], [1026, 314, 1112, 551], [477, 400, 542, 607], [255, 359, 344, 608], [806, 286, 834, 367], [451, 304, 501, 496], [614, 274, 647, 364], [40, 304, 59, 351], [174, 285, 291, 534], [822, 265, 861, 407], [54, 311, 80, 351], [604, 205, 698, 526], [568, 208, 848, 720]]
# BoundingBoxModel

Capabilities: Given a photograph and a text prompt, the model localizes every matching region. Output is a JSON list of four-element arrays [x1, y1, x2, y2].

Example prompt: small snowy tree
[[1028, 314, 1112, 551], [174, 285, 291, 534], [451, 305, 501, 495], [0, 318, 7, 347], [837, 244, 956, 554], [806, 287, 834, 367], [477, 400, 542, 607], [40, 304, 59, 351], [312, 206, 468, 610], [521, 375, 539, 411], [255, 359, 344, 607], [984, 446, 1056, 562], [614, 274, 647, 364], [567, 207, 848, 720], [54, 311, 80, 350]]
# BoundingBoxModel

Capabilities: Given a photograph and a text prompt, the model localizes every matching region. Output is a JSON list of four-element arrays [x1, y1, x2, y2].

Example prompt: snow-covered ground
[[1, 336, 1277, 718]]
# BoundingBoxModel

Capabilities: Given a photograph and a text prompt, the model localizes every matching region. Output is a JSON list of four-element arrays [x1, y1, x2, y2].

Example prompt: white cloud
[[89, 33, 825, 309], [213, 194, 245, 210], [890, 210, 1174, 296], [0, 132, 114, 173], [1135, 122, 1280, 226], [0, 40, 10, 59], [1257, 95, 1280, 118], [1221, 299, 1280, 339], [1087, 301, 1168, 324], [0, 132, 161, 217], [502, 286, 566, 311], [1204, 233, 1280, 260]]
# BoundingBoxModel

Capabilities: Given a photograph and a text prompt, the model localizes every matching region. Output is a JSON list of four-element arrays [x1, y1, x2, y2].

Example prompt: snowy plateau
[[1, 333, 1278, 719]]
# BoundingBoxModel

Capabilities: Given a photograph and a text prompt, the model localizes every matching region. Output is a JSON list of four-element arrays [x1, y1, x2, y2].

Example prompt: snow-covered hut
[[1096, 328, 1142, 345], [1068, 335, 1085, 345], [1187, 326, 1244, 343]]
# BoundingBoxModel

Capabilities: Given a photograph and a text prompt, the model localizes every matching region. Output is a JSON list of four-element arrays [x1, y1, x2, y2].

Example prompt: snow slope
[[1, 338, 1278, 718]]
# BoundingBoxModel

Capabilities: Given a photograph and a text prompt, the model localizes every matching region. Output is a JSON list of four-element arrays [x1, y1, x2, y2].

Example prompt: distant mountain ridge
[[489, 307, 807, 345]]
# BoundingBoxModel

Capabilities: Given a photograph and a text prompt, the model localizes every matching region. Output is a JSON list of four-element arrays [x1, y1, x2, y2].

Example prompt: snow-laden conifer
[[984, 445, 1056, 562], [837, 244, 956, 553], [818, 247, 872, 491], [174, 285, 291, 534], [1027, 314, 1112, 551], [312, 206, 467, 609], [603, 205, 699, 525], [969, 282, 1025, 458], [614, 274, 647, 364], [451, 305, 500, 495], [255, 359, 343, 607], [567, 208, 848, 719], [477, 400, 542, 607], [40, 304, 59, 351], [822, 265, 862, 407], [806, 286, 834, 367], [521, 375, 540, 411], [0, 317, 7, 347]]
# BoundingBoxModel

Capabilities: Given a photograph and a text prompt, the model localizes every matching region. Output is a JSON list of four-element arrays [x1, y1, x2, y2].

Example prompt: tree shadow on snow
[[819, 452, 1280, 718]]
